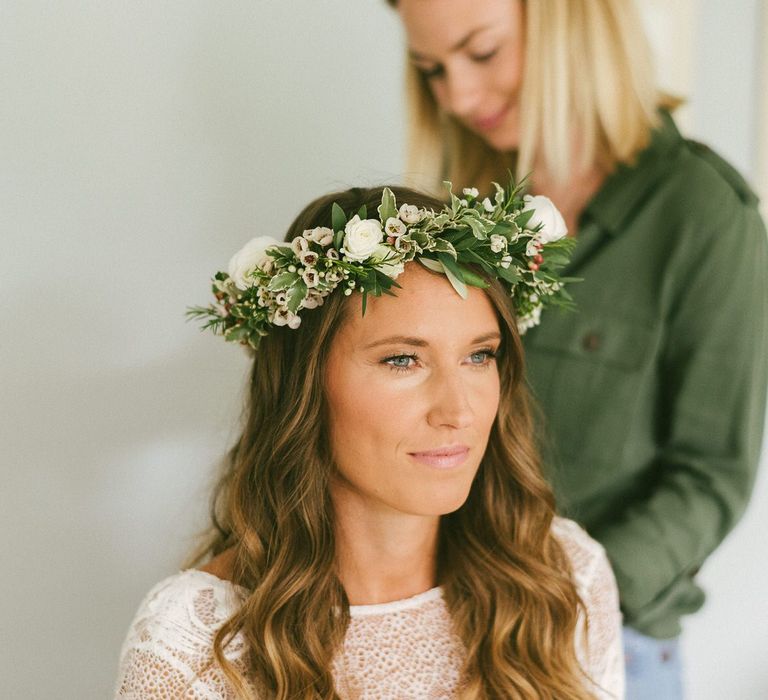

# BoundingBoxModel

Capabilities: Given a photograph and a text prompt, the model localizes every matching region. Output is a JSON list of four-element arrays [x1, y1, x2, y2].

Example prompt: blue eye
[[468, 349, 497, 366], [383, 354, 417, 372]]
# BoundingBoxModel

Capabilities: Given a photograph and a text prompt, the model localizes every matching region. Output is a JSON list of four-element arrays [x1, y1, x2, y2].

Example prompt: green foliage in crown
[[188, 179, 576, 349]]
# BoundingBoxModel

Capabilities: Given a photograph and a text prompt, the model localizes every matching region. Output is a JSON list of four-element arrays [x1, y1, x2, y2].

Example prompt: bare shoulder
[[198, 546, 237, 583]]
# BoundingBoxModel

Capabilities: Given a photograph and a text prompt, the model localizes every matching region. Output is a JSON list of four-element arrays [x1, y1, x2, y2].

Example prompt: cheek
[[326, 372, 414, 465]]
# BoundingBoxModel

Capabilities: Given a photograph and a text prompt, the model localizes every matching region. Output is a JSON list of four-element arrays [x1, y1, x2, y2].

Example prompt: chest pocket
[[523, 312, 659, 501]]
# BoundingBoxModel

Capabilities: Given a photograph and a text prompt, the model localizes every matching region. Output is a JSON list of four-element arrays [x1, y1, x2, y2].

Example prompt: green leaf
[[224, 324, 250, 342], [495, 264, 521, 284], [418, 257, 444, 273], [267, 271, 299, 291], [439, 261, 468, 299], [357, 204, 367, 220], [437, 252, 464, 282], [377, 187, 398, 223], [431, 238, 457, 259], [515, 208, 535, 230], [333, 228, 344, 251], [331, 202, 347, 232], [286, 280, 308, 313], [460, 268, 489, 288], [361, 289, 368, 315]]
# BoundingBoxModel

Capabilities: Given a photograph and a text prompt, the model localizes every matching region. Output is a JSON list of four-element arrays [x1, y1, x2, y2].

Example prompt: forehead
[[398, 0, 519, 52], [336, 264, 500, 348]]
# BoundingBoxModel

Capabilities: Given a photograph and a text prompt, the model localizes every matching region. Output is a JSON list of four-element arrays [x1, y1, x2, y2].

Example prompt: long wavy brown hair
[[188, 186, 595, 699]]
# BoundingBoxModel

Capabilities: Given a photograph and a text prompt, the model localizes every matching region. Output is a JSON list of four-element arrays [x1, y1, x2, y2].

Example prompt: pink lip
[[408, 444, 470, 469], [472, 104, 509, 132]]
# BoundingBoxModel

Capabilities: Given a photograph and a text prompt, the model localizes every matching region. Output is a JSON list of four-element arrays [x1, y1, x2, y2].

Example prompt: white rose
[[371, 244, 405, 279], [398, 204, 422, 224], [228, 235, 281, 290], [489, 234, 506, 253], [522, 195, 568, 242], [342, 215, 384, 262]]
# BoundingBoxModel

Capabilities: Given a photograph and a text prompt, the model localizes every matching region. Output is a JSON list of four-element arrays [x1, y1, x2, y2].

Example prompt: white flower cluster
[[190, 183, 574, 349]]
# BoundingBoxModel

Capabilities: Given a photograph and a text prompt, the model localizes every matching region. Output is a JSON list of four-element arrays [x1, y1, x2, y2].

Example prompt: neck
[[531, 165, 606, 237], [331, 482, 440, 606]]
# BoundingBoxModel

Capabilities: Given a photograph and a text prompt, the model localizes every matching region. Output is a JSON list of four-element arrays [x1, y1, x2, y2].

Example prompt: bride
[[114, 183, 624, 699]]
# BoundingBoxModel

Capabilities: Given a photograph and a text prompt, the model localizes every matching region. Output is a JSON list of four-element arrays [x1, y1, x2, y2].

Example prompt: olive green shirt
[[522, 112, 768, 638]]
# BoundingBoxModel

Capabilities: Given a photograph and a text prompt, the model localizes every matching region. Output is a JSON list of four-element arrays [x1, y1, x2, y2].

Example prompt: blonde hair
[[188, 186, 598, 698], [390, 0, 680, 193]]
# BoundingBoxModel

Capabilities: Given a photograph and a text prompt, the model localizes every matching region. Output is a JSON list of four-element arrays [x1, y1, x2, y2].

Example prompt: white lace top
[[114, 518, 624, 699]]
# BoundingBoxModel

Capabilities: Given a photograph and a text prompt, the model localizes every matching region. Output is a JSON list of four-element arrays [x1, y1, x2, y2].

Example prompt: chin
[[482, 129, 519, 153], [408, 483, 474, 517]]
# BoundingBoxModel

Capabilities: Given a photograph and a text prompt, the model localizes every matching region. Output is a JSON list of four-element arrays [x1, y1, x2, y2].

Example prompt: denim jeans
[[623, 626, 684, 700]]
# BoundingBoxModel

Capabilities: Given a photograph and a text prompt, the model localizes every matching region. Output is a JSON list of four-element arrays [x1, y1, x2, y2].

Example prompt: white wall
[[641, 1, 768, 697], [1, 2, 765, 698]]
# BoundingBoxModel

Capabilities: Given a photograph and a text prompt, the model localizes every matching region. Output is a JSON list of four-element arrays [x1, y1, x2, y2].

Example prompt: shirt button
[[582, 332, 601, 352]]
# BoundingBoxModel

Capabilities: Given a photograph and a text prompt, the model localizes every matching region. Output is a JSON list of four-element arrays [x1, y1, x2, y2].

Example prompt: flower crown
[[188, 180, 576, 349]]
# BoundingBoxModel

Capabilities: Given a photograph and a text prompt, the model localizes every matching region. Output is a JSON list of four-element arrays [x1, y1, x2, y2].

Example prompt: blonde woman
[[387, 1, 768, 697], [114, 185, 625, 698]]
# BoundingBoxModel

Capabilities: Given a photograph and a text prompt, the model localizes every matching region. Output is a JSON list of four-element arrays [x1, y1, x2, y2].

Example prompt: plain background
[[1, 1, 766, 697]]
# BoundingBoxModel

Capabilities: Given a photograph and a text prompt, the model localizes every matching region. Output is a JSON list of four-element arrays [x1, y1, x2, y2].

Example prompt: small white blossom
[[490, 234, 507, 253], [303, 226, 334, 246], [290, 236, 309, 256], [398, 204, 422, 224], [299, 249, 319, 267], [302, 268, 319, 288], [462, 187, 479, 198], [500, 255, 513, 269], [460, 198, 468, 207], [526, 239, 540, 257], [343, 215, 384, 262], [326, 248, 340, 260], [517, 305, 543, 334], [384, 217, 407, 238], [274, 291, 287, 306], [394, 236, 413, 254]]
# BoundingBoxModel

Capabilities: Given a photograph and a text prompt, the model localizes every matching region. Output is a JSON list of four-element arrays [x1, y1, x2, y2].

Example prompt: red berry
[[534, 254, 544, 264], [528, 262, 539, 271]]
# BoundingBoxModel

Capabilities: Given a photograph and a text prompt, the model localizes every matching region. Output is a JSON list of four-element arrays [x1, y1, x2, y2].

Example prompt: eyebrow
[[363, 331, 502, 350], [408, 24, 493, 62]]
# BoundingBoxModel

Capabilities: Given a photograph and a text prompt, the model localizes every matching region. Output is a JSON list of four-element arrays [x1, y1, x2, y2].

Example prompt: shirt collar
[[582, 110, 683, 236]]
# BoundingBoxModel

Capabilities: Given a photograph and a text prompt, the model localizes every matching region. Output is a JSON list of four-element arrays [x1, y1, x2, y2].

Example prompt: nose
[[441, 66, 483, 119], [426, 371, 474, 430]]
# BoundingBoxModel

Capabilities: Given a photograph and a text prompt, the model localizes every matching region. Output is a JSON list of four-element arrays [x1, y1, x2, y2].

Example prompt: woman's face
[[397, 0, 525, 151], [324, 264, 501, 519]]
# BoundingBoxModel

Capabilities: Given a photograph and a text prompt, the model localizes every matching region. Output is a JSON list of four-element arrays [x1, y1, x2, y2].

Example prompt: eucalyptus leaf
[[418, 257, 444, 273], [442, 264, 468, 299], [357, 204, 367, 220]]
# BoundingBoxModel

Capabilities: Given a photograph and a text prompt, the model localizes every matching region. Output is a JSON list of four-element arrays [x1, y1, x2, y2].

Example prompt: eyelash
[[382, 348, 498, 374], [416, 49, 498, 80]]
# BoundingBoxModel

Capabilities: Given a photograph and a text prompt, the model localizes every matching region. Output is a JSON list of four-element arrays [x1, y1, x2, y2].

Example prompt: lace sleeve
[[554, 518, 626, 700], [114, 571, 252, 700]]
